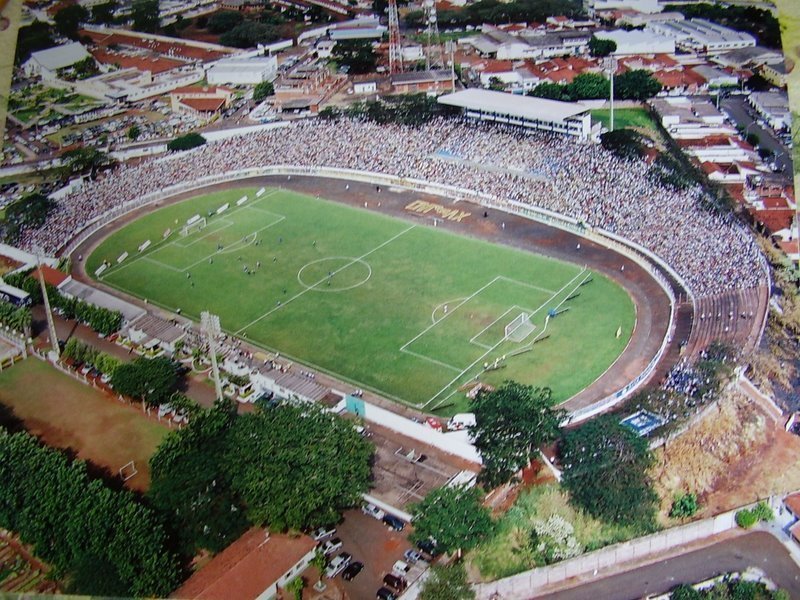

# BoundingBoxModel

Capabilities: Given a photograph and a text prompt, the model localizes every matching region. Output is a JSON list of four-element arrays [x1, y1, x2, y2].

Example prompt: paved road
[[720, 95, 792, 180], [536, 532, 800, 600]]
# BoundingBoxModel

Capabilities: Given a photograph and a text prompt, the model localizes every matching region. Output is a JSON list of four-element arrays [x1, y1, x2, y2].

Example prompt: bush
[[735, 508, 758, 529], [669, 492, 698, 519], [752, 501, 774, 522]]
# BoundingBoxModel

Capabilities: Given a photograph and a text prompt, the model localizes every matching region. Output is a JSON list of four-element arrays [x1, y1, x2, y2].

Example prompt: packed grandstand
[[26, 118, 766, 299]]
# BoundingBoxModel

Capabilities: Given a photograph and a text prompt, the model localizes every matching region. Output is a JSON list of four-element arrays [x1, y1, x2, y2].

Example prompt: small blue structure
[[620, 410, 665, 437]]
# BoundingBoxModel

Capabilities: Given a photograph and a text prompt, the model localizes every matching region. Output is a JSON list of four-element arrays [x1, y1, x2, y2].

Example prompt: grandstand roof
[[29, 42, 91, 72], [438, 89, 589, 123]]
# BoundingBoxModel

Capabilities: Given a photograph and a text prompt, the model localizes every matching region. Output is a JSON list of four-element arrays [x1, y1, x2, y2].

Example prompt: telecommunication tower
[[201, 311, 223, 402], [388, 0, 403, 74], [423, 0, 443, 70]]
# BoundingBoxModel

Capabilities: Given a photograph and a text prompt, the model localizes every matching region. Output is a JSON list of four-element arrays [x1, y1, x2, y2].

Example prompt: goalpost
[[180, 217, 207, 237], [504, 312, 535, 342]]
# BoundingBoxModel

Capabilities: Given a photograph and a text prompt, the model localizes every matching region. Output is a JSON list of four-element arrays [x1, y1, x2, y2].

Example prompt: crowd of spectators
[[21, 117, 766, 298]]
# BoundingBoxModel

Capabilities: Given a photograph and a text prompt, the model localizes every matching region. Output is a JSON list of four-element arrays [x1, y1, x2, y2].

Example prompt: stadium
[[37, 116, 769, 420]]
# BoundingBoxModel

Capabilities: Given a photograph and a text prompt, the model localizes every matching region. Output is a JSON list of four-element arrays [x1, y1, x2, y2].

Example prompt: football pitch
[[87, 186, 636, 413]]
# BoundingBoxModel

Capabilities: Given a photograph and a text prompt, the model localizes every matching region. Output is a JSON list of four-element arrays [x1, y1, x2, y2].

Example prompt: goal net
[[180, 217, 207, 237], [504, 312, 535, 342]]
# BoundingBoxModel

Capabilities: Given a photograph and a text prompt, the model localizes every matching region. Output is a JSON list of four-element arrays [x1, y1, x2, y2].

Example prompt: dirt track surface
[[70, 174, 682, 416]]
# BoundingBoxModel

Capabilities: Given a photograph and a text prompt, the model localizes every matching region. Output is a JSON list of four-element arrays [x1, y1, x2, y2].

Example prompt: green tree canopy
[[14, 21, 54, 65], [111, 356, 180, 407], [131, 0, 160, 33], [588, 35, 617, 57], [253, 80, 275, 101], [149, 399, 248, 553], [614, 69, 662, 101], [470, 381, 563, 487], [167, 132, 207, 151], [90, 1, 117, 24], [560, 414, 657, 528], [566, 72, 610, 100], [60, 146, 113, 179], [410, 484, 493, 555], [207, 10, 244, 33], [219, 21, 280, 48], [228, 402, 372, 530], [54, 4, 89, 39], [528, 81, 567, 101], [332, 39, 378, 75], [419, 563, 475, 600]]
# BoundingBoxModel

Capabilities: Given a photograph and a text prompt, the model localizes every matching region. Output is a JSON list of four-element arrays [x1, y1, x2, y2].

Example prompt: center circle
[[297, 257, 372, 292]]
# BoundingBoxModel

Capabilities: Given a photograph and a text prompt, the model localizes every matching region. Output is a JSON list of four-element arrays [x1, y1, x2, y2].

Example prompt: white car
[[392, 560, 410, 576], [362, 503, 385, 520], [324, 552, 352, 578], [312, 526, 336, 541], [321, 537, 343, 556]]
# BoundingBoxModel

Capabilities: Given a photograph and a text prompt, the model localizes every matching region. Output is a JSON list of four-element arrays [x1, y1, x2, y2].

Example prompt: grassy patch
[[88, 187, 634, 413], [469, 484, 645, 581], [0, 358, 168, 491], [591, 108, 659, 134]]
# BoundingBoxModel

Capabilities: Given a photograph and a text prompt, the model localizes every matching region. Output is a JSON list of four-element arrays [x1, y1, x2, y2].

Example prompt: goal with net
[[504, 312, 535, 342], [180, 217, 207, 237]]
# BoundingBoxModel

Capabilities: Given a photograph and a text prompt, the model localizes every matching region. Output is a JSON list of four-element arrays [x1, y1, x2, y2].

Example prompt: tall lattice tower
[[388, 0, 403, 74], [423, 0, 443, 70]]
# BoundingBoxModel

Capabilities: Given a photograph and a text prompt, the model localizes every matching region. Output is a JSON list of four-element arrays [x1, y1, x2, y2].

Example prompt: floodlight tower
[[603, 56, 618, 132], [423, 0, 443, 70], [388, 0, 404, 74], [34, 249, 59, 360], [201, 311, 223, 402]]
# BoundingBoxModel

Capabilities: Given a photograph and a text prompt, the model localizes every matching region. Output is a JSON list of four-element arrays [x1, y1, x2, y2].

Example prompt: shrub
[[167, 132, 206, 152], [669, 492, 698, 519], [735, 508, 758, 529]]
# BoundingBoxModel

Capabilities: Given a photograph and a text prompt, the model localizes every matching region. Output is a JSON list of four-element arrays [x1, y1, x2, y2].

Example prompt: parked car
[[376, 587, 397, 600], [382, 514, 405, 531], [403, 549, 423, 564], [342, 561, 364, 581], [312, 526, 336, 541], [383, 573, 407, 591], [392, 560, 410, 576], [79, 363, 93, 375], [362, 503, 386, 520], [321, 537, 343, 556], [416, 538, 439, 557], [325, 552, 352, 578]]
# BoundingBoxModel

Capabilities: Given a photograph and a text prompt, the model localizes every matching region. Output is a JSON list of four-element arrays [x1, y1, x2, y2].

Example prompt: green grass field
[[591, 108, 659, 134], [88, 187, 635, 413]]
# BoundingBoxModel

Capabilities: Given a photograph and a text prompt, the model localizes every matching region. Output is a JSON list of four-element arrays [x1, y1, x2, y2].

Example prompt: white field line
[[398, 348, 463, 373], [421, 267, 588, 409], [235, 225, 416, 335], [174, 218, 234, 248], [497, 275, 556, 295]]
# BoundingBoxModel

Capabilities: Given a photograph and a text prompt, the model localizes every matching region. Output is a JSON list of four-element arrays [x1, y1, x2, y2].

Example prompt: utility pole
[[201, 311, 223, 402], [604, 56, 617, 132], [447, 40, 456, 92], [34, 250, 59, 360]]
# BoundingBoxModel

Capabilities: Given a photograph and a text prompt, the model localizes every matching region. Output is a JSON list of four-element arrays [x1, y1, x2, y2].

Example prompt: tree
[[669, 584, 701, 600], [54, 4, 89, 39], [420, 563, 475, 600], [90, 1, 117, 24], [111, 356, 179, 407], [167, 132, 207, 151], [488, 77, 506, 91], [566, 72, 610, 100], [207, 10, 244, 33], [332, 39, 377, 75], [0, 193, 53, 244], [669, 492, 698, 519], [588, 35, 616, 57], [253, 80, 274, 102], [127, 124, 141, 141], [131, 0, 160, 33], [149, 399, 248, 553], [528, 81, 567, 101], [560, 414, 657, 528], [14, 21, 54, 65], [60, 146, 112, 180], [410, 484, 493, 556], [228, 402, 372, 530], [600, 129, 646, 160], [614, 69, 662, 101], [470, 382, 563, 487], [220, 21, 279, 48]]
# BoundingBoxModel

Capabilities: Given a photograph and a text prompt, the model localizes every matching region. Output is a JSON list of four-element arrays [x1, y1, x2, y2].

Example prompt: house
[[352, 78, 379, 94], [748, 91, 791, 132], [759, 61, 788, 88], [173, 529, 317, 600], [170, 86, 235, 117], [206, 56, 278, 85], [23, 42, 93, 81], [250, 364, 330, 403], [690, 65, 739, 88], [390, 69, 453, 94]]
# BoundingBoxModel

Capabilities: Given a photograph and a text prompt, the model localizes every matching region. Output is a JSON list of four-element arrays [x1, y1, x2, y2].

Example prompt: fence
[[58, 165, 679, 421]]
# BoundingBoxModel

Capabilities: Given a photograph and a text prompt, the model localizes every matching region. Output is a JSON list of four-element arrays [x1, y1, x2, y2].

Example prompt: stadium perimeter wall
[[61, 165, 677, 427]]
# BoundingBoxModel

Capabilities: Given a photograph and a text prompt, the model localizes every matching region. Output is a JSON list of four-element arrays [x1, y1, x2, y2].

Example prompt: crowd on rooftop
[[23, 117, 765, 298]]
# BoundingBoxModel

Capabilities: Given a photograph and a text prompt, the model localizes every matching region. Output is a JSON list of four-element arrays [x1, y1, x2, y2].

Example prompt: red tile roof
[[173, 529, 315, 600], [90, 48, 184, 74], [30, 265, 69, 288], [80, 30, 229, 62], [179, 97, 226, 113]]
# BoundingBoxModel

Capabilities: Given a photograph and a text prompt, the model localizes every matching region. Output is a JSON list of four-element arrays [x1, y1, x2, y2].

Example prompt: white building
[[206, 56, 278, 85], [438, 89, 593, 140], [353, 79, 378, 94], [468, 28, 590, 60], [648, 19, 756, 54], [748, 91, 791, 132], [691, 65, 738, 88], [584, 0, 660, 16], [593, 29, 675, 55], [401, 45, 424, 62], [23, 42, 92, 81]]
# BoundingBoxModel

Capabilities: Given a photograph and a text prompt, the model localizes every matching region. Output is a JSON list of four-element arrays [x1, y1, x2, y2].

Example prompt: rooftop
[[29, 265, 69, 288], [29, 42, 91, 71], [438, 88, 589, 123]]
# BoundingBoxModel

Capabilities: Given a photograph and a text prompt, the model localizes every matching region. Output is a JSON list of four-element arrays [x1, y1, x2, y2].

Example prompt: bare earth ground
[[653, 386, 800, 521], [0, 357, 168, 491]]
